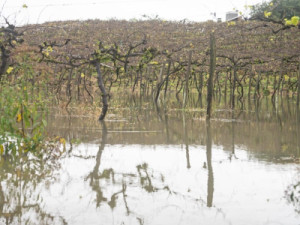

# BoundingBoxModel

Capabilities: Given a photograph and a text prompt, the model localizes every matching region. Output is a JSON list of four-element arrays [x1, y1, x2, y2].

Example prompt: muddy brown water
[[1, 98, 300, 225]]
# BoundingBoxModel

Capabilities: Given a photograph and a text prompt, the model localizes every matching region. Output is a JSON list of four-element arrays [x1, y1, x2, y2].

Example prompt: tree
[[250, 0, 300, 26]]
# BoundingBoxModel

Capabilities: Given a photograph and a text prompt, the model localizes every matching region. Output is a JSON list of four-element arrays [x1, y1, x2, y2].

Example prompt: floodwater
[[1, 97, 300, 225]]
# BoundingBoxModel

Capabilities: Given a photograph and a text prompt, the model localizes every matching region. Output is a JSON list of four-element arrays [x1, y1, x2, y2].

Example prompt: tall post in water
[[206, 32, 216, 120], [183, 51, 192, 108]]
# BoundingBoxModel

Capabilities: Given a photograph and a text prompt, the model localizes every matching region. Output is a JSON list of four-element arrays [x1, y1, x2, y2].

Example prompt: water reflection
[[46, 98, 300, 163], [297, 107, 300, 159], [87, 121, 108, 207], [0, 145, 65, 224], [285, 170, 300, 214], [84, 121, 203, 223], [1, 97, 300, 224], [285, 108, 300, 214], [206, 120, 214, 207], [183, 112, 191, 169]]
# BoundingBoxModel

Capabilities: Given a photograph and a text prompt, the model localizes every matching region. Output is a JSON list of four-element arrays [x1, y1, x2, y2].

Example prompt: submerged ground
[[0, 97, 299, 225]]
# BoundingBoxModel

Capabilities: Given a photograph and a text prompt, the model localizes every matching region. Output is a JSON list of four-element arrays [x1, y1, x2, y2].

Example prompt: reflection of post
[[247, 94, 252, 114], [0, 152, 65, 224], [164, 111, 170, 144], [122, 182, 130, 215], [297, 64, 300, 108], [18, 158, 23, 224], [92, 121, 107, 178], [297, 107, 300, 158], [255, 99, 260, 122], [287, 97, 291, 117], [66, 110, 73, 154], [265, 97, 269, 112], [183, 112, 191, 169], [90, 121, 108, 207], [206, 120, 214, 207], [0, 184, 3, 214]]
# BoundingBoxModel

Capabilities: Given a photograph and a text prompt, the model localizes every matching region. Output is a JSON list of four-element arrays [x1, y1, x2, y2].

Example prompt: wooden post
[[164, 60, 171, 103], [231, 67, 237, 109], [297, 64, 300, 107], [183, 51, 192, 108], [276, 68, 283, 97], [65, 68, 73, 108], [199, 71, 204, 107], [272, 73, 277, 100], [207, 33, 216, 120], [224, 72, 228, 103], [199, 71, 204, 97], [140, 69, 143, 96], [255, 71, 261, 98], [248, 72, 252, 99], [154, 64, 165, 104], [95, 62, 108, 121], [266, 73, 269, 93]]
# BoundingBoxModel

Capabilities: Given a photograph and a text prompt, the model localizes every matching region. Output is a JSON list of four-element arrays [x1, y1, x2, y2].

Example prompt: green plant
[[0, 68, 47, 156]]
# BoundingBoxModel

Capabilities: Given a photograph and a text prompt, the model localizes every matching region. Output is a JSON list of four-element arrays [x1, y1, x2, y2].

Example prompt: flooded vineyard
[[1, 4, 300, 225], [1, 97, 300, 225]]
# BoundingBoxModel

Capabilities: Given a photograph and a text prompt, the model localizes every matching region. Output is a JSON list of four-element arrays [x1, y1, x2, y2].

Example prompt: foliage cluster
[[250, 0, 300, 21], [0, 57, 51, 157], [0, 85, 46, 155]]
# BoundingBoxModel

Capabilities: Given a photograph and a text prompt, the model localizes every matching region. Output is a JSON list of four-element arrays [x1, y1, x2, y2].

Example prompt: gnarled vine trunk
[[95, 62, 108, 121]]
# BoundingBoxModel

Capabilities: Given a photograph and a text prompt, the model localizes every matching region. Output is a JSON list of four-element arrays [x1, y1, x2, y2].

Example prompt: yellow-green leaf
[[291, 16, 299, 26], [281, 144, 288, 152], [17, 113, 22, 122], [284, 75, 289, 81], [0, 145, 4, 155], [227, 21, 236, 26], [285, 20, 293, 26], [47, 46, 53, 52], [6, 66, 13, 74], [59, 138, 66, 147], [264, 11, 272, 18]]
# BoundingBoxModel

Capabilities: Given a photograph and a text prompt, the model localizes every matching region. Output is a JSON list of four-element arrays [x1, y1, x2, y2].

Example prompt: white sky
[[1, 0, 264, 25]]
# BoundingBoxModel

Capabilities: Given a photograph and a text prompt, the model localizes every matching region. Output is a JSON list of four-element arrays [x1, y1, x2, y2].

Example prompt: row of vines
[[1, 19, 300, 120]]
